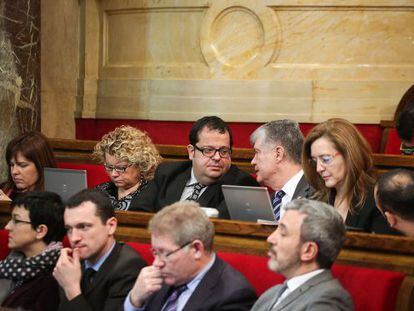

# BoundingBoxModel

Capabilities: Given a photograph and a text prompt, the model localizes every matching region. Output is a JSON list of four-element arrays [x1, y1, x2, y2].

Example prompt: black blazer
[[1, 272, 60, 311], [292, 175, 313, 200], [133, 161, 259, 219], [145, 256, 257, 311], [58, 242, 146, 311], [329, 189, 398, 235]]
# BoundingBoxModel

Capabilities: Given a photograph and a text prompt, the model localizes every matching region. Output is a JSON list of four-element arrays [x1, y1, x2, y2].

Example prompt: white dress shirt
[[179, 169, 208, 201], [279, 170, 304, 219]]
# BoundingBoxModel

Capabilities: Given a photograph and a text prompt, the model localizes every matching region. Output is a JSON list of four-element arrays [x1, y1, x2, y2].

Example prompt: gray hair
[[284, 198, 346, 269], [250, 120, 304, 164], [148, 201, 215, 252]]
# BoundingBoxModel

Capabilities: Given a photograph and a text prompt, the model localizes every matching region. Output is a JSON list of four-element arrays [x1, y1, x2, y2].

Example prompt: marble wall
[[0, 0, 40, 180], [41, 0, 414, 138]]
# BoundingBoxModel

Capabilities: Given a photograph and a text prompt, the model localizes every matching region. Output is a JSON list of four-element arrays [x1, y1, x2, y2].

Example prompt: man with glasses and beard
[[135, 116, 258, 218], [124, 201, 257, 311]]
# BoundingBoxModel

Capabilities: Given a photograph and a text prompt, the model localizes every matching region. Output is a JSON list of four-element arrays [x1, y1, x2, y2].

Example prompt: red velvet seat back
[[384, 128, 402, 154], [57, 162, 109, 188], [332, 264, 404, 311], [125, 242, 154, 265], [0, 229, 10, 260], [217, 251, 285, 295]]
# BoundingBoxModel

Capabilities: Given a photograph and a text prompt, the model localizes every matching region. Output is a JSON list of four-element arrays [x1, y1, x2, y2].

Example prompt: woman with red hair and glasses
[[302, 118, 396, 234], [1, 131, 57, 200]]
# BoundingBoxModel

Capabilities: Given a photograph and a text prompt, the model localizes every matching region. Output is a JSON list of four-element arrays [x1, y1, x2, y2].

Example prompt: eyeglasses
[[309, 152, 340, 167], [400, 143, 414, 156], [151, 241, 193, 261], [103, 163, 133, 173], [8, 217, 31, 226], [194, 145, 232, 158]]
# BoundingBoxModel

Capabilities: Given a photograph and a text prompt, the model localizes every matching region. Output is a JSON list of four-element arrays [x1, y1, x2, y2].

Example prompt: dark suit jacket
[[133, 161, 259, 219], [145, 256, 257, 311], [329, 189, 397, 235], [1, 272, 59, 311], [252, 270, 353, 311], [58, 242, 146, 311], [292, 175, 312, 200]]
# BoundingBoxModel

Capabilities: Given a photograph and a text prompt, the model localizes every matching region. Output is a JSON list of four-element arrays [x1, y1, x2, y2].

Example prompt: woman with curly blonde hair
[[302, 118, 395, 234], [93, 126, 161, 211]]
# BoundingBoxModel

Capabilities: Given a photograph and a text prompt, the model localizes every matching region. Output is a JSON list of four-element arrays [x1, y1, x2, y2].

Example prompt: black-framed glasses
[[151, 241, 193, 261], [9, 217, 31, 226], [103, 163, 133, 173], [194, 145, 232, 158], [400, 143, 414, 156]]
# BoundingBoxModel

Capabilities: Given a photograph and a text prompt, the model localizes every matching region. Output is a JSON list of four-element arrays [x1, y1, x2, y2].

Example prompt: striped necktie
[[272, 190, 286, 221], [163, 284, 188, 311], [186, 183, 206, 201]]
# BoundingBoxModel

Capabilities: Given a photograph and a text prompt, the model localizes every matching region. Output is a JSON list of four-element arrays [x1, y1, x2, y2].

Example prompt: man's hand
[[129, 266, 163, 308], [53, 248, 82, 300]]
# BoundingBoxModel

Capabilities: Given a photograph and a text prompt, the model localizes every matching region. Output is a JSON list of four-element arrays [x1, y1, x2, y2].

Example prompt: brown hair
[[3, 131, 57, 192], [302, 118, 375, 214]]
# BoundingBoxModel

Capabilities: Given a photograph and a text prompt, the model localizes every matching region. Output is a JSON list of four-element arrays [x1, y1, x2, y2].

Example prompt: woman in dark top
[[0, 191, 65, 311], [302, 118, 395, 234], [93, 125, 162, 210], [1, 131, 57, 200]]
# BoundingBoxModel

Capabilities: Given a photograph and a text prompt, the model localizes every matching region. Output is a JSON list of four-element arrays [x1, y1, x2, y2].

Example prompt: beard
[[267, 246, 302, 277]]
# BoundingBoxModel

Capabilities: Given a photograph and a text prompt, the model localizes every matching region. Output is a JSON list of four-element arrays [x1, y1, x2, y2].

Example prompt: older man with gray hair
[[250, 120, 312, 221], [124, 201, 257, 311], [252, 199, 353, 311]]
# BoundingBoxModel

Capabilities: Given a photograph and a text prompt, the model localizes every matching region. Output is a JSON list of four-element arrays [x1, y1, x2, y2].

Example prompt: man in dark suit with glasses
[[133, 116, 258, 218]]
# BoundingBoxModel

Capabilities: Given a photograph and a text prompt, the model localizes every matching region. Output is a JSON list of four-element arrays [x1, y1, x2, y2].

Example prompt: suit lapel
[[182, 257, 222, 311], [148, 285, 172, 311], [274, 270, 333, 311], [81, 243, 120, 295], [292, 175, 310, 199], [166, 166, 191, 203]]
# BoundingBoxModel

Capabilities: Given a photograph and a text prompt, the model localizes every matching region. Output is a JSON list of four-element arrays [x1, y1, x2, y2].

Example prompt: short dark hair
[[66, 189, 114, 224], [396, 107, 414, 143], [394, 85, 414, 144], [188, 116, 233, 147], [376, 169, 414, 220], [11, 191, 65, 244]]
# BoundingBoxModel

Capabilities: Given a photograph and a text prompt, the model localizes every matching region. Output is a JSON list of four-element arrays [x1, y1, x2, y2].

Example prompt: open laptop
[[222, 185, 276, 223], [44, 167, 87, 202]]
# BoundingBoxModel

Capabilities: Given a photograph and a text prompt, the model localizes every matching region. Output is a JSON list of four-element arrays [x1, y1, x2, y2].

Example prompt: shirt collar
[[281, 170, 304, 198], [286, 269, 325, 292], [84, 241, 116, 271], [186, 169, 200, 187]]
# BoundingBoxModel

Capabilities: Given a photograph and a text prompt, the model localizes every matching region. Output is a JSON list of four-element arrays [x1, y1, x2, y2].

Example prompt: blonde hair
[[93, 125, 162, 180], [302, 118, 375, 214], [149, 201, 215, 252]]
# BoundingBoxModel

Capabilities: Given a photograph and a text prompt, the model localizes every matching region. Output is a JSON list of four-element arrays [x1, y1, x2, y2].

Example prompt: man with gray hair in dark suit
[[252, 199, 353, 311], [250, 120, 312, 221]]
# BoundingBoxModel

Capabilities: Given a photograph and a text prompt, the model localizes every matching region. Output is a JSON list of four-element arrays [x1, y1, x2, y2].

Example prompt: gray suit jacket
[[251, 270, 354, 311]]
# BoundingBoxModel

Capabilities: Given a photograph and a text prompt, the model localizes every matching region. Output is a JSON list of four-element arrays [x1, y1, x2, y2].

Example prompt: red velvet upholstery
[[57, 162, 109, 188], [332, 264, 404, 311], [125, 242, 154, 265], [76, 119, 383, 152], [384, 128, 402, 154], [217, 251, 285, 295], [0, 229, 10, 260]]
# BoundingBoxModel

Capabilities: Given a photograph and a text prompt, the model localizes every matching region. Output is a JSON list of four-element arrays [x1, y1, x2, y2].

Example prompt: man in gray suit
[[252, 199, 353, 311], [250, 120, 312, 220]]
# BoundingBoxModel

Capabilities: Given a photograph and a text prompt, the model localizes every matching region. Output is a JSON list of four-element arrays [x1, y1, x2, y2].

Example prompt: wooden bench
[[0, 203, 413, 310], [48, 138, 414, 176]]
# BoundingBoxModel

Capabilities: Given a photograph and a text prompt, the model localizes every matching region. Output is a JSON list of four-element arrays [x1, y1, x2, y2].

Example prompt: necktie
[[163, 284, 187, 311], [81, 267, 96, 292], [186, 183, 206, 201], [272, 190, 286, 221]]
